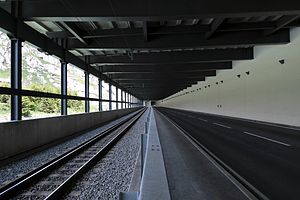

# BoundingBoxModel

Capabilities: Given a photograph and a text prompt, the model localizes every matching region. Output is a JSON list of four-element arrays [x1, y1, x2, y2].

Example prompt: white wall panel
[[157, 28, 300, 126]]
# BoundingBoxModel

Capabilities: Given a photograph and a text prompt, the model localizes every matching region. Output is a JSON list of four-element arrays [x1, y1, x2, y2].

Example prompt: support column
[[98, 78, 102, 111], [61, 61, 67, 115], [85, 71, 89, 113], [121, 90, 124, 109], [11, 38, 22, 121], [127, 93, 130, 108], [125, 92, 127, 108], [116, 87, 118, 110], [109, 83, 112, 110]]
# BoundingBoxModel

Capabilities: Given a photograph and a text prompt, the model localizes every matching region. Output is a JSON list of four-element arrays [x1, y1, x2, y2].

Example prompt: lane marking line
[[156, 111, 264, 200], [225, 117, 300, 131], [198, 118, 208, 122], [243, 132, 291, 147], [213, 123, 232, 129]]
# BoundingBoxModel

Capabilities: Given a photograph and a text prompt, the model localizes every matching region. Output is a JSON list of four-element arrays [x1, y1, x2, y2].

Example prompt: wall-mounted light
[[279, 59, 285, 64]]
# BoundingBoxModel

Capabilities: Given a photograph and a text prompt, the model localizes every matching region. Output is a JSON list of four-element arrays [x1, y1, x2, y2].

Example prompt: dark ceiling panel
[[1, 1, 299, 100], [21, 0, 300, 21], [87, 48, 253, 64], [100, 62, 232, 73], [68, 30, 289, 50]]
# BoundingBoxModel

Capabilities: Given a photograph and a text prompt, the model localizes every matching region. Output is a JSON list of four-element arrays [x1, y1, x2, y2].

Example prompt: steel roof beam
[[46, 24, 209, 39], [0, 8, 131, 96], [100, 62, 232, 72], [59, 22, 88, 45], [205, 18, 225, 39], [46, 21, 300, 40], [105, 71, 216, 76], [20, 0, 300, 21], [68, 30, 290, 50], [109, 71, 216, 78], [87, 48, 253, 64], [264, 15, 300, 35]]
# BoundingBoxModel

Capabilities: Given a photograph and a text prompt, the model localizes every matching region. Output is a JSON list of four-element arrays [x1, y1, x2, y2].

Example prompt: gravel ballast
[[0, 110, 141, 187], [64, 108, 150, 200]]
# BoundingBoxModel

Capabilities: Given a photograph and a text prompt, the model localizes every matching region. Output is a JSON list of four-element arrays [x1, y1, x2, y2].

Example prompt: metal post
[[98, 78, 102, 111], [125, 92, 127, 108], [116, 87, 118, 110], [61, 61, 67, 115], [121, 90, 124, 109], [85, 71, 89, 113], [109, 83, 112, 110], [10, 38, 22, 121], [127, 93, 129, 108]]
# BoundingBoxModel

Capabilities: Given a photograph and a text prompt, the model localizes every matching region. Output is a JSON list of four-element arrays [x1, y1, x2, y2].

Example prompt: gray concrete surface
[[0, 108, 140, 160], [139, 107, 171, 200]]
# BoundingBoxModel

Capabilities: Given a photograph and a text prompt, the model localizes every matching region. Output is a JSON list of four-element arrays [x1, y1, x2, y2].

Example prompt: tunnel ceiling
[[1, 1, 300, 100]]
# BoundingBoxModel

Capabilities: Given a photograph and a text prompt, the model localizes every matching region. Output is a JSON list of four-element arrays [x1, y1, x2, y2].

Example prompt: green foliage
[[0, 82, 10, 111], [21, 84, 61, 117], [67, 90, 84, 112]]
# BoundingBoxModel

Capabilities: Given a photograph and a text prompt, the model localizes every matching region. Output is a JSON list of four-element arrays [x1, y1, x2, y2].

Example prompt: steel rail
[[0, 108, 146, 200]]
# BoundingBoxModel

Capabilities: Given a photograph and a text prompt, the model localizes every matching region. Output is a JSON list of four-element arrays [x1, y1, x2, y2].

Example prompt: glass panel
[[67, 99, 85, 115], [89, 75, 98, 99], [90, 101, 99, 112], [67, 64, 85, 97], [102, 101, 109, 111], [102, 81, 109, 100], [111, 102, 116, 110], [22, 43, 61, 94], [111, 85, 116, 101], [22, 96, 60, 119], [0, 31, 11, 88], [0, 94, 10, 122]]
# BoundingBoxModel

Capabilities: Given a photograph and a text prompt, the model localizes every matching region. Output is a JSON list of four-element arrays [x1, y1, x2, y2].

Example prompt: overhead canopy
[[1, 1, 299, 100]]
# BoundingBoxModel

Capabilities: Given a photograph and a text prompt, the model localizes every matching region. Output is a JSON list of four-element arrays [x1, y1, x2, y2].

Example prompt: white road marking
[[235, 118, 300, 131], [159, 112, 262, 200], [243, 131, 291, 147], [198, 118, 208, 122], [213, 123, 232, 129]]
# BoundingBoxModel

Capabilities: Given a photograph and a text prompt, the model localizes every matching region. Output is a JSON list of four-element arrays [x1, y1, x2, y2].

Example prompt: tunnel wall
[[0, 108, 141, 160], [157, 28, 300, 127]]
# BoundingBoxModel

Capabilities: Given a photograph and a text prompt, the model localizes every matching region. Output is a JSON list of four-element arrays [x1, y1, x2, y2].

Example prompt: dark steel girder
[[47, 24, 210, 39], [100, 62, 232, 72], [114, 78, 205, 81], [120, 83, 193, 87], [20, 0, 300, 21], [264, 15, 300, 35], [59, 22, 88, 45], [68, 30, 290, 50], [110, 74, 207, 80], [46, 21, 300, 40], [127, 86, 189, 89], [106, 71, 216, 76], [87, 48, 253, 64], [116, 79, 198, 84], [0, 8, 131, 95], [109, 71, 215, 79]]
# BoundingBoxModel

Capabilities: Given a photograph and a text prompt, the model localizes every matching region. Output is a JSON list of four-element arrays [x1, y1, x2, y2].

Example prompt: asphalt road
[[156, 107, 300, 200]]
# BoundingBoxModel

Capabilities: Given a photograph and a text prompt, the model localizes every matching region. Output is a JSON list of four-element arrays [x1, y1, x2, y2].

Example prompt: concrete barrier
[[0, 108, 141, 160]]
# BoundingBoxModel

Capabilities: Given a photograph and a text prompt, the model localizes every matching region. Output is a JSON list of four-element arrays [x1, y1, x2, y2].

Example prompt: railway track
[[0, 108, 146, 200]]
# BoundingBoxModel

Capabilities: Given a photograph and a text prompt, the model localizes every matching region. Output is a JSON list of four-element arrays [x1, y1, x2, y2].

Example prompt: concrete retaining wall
[[0, 108, 141, 160], [157, 28, 300, 126]]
